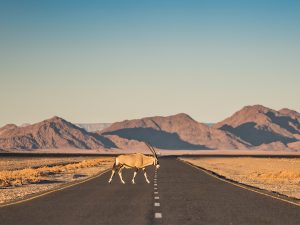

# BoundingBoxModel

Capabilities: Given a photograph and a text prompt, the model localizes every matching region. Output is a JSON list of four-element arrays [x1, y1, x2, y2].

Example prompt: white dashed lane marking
[[155, 213, 162, 219], [154, 169, 162, 220]]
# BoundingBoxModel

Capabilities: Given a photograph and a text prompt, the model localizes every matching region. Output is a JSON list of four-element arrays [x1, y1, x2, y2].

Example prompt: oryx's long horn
[[145, 142, 158, 158], [150, 144, 158, 159], [144, 142, 156, 157]]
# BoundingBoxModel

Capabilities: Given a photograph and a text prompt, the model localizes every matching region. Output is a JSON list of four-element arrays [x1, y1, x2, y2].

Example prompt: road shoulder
[[179, 158, 300, 207]]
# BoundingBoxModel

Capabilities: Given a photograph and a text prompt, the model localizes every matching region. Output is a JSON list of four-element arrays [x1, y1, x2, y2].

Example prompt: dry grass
[[181, 157, 300, 199], [0, 156, 98, 171], [249, 171, 300, 183], [0, 158, 113, 187], [0, 157, 114, 204]]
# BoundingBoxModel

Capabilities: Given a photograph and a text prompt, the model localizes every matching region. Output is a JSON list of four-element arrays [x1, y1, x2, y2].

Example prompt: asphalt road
[[0, 158, 299, 225]]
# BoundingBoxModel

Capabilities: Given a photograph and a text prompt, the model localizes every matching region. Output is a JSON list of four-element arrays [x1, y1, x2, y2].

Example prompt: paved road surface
[[0, 158, 299, 225]]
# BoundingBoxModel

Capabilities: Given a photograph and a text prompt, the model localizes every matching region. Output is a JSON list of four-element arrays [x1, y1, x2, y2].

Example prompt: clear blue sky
[[0, 0, 300, 126]]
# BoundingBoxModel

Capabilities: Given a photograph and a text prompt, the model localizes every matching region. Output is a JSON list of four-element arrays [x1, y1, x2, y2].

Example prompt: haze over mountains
[[76, 123, 112, 132], [0, 105, 300, 151]]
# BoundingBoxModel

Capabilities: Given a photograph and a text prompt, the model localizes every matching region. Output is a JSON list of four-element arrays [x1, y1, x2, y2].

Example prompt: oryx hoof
[[121, 181, 125, 184], [131, 180, 135, 184], [146, 180, 150, 184]]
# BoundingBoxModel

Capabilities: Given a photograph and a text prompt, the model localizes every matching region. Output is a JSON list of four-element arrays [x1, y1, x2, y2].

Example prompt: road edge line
[[178, 159, 300, 207], [0, 168, 110, 208]]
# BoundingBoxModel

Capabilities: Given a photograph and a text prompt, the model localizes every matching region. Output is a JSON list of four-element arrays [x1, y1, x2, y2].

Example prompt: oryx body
[[108, 143, 159, 184]]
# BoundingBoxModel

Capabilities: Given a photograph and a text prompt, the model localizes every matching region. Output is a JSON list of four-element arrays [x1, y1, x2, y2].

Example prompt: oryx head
[[145, 142, 160, 169]]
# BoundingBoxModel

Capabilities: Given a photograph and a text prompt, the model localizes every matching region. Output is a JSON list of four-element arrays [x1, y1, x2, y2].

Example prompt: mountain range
[[99, 113, 249, 150], [1, 105, 300, 151], [0, 117, 116, 150]]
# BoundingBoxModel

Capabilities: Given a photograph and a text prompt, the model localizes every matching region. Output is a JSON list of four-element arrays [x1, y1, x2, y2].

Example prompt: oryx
[[108, 142, 160, 184]]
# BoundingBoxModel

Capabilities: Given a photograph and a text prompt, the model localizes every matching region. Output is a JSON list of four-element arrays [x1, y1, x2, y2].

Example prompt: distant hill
[[1, 105, 300, 152], [278, 108, 300, 123], [0, 117, 116, 150], [76, 123, 111, 132], [213, 105, 300, 149], [100, 113, 249, 150]]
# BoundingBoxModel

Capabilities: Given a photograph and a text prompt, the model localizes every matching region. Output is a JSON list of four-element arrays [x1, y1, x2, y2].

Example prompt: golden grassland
[[0, 156, 114, 204], [181, 157, 300, 199], [0, 157, 114, 187], [0, 156, 98, 171]]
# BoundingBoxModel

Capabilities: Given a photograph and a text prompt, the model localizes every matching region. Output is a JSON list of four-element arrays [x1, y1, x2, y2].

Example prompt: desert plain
[[1, 154, 300, 205], [0, 156, 113, 204], [181, 157, 300, 200]]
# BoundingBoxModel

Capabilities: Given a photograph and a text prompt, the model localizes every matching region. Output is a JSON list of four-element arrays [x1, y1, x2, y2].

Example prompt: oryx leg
[[108, 159, 120, 184], [118, 166, 126, 184], [132, 168, 138, 184], [108, 162, 120, 184], [108, 169, 116, 184], [142, 168, 150, 184]]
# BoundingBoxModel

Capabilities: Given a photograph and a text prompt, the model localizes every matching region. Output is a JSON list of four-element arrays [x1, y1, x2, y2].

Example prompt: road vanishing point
[[0, 158, 299, 225]]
